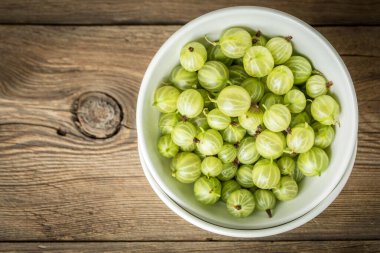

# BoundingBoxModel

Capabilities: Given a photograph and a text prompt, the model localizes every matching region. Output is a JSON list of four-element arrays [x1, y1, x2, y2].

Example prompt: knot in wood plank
[[72, 92, 123, 139]]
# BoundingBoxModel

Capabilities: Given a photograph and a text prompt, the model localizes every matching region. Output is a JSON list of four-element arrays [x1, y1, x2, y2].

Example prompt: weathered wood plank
[[0, 26, 379, 241], [0, 0, 378, 25], [0, 241, 379, 253]]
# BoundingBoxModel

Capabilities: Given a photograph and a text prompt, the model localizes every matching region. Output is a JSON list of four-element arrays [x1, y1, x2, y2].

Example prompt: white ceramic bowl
[[137, 6, 358, 233]]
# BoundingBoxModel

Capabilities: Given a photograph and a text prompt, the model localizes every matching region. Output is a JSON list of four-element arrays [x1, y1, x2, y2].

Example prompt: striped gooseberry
[[222, 121, 247, 144], [311, 95, 340, 125], [159, 112, 179, 135], [237, 137, 261, 165], [259, 92, 284, 110], [219, 27, 252, 59], [266, 65, 294, 95], [284, 56, 312, 84], [254, 189, 276, 218], [277, 156, 296, 176], [198, 61, 229, 92], [312, 122, 335, 149], [180, 41, 207, 72], [290, 111, 311, 128], [216, 85, 251, 117], [221, 180, 241, 202], [171, 152, 201, 183], [194, 176, 221, 205], [263, 104, 291, 132], [226, 189, 255, 218], [272, 176, 298, 201], [207, 45, 233, 66], [196, 129, 223, 156], [201, 156, 223, 177], [217, 163, 238, 181], [217, 144, 237, 164], [284, 89, 306, 113], [243, 46, 274, 77], [241, 77, 266, 103], [171, 121, 197, 147], [170, 65, 198, 90], [177, 89, 204, 118], [206, 108, 231, 130], [297, 147, 329, 176], [286, 123, 315, 154], [238, 106, 264, 136], [157, 134, 179, 158], [154, 86, 180, 113], [251, 30, 267, 46], [265, 36, 293, 65], [252, 159, 281, 189], [229, 65, 250, 85], [255, 129, 286, 159], [236, 164, 255, 188], [306, 75, 333, 98]]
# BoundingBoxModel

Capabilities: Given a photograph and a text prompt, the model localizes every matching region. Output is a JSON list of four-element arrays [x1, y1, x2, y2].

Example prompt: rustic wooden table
[[0, 1, 379, 252]]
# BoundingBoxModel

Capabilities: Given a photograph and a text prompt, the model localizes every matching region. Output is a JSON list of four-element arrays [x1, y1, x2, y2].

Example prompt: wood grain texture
[[0, 0, 379, 25], [0, 241, 379, 253], [0, 26, 379, 241]]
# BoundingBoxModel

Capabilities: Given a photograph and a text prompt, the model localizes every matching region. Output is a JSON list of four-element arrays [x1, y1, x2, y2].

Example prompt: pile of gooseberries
[[154, 27, 339, 218]]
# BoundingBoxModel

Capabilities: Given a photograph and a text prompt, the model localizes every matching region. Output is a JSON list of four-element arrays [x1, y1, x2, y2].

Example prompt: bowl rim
[[136, 6, 358, 230], [138, 140, 357, 237]]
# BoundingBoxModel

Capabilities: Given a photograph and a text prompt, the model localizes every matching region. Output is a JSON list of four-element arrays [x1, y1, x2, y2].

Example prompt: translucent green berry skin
[[266, 65, 294, 95], [277, 156, 296, 176], [286, 123, 315, 154], [238, 107, 264, 136], [312, 122, 335, 149], [229, 65, 250, 85], [196, 129, 223, 156], [217, 85, 251, 117], [194, 176, 221, 205], [226, 189, 255, 218], [243, 46, 274, 77], [311, 95, 340, 125], [263, 104, 291, 132], [218, 144, 237, 164], [207, 45, 234, 66], [273, 176, 299, 201], [219, 27, 252, 59], [171, 121, 197, 148], [201, 156, 223, 177], [306, 75, 329, 98], [284, 89, 306, 113], [159, 112, 180, 135], [217, 163, 238, 181], [266, 37, 293, 65], [171, 152, 201, 183], [259, 92, 284, 110], [252, 159, 281, 189], [285, 56, 312, 84], [157, 134, 179, 158], [206, 108, 231, 130], [198, 61, 230, 92], [221, 180, 241, 202], [154, 86, 180, 113], [222, 122, 247, 144], [180, 41, 207, 72], [254, 189, 276, 217], [177, 89, 204, 118], [241, 78, 266, 103], [170, 65, 198, 90], [290, 111, 312, 128], [237, 137, 260, 165], [297, 147, 329, 176], [256, 129, 286, 159], [236, 164, 255, 188]]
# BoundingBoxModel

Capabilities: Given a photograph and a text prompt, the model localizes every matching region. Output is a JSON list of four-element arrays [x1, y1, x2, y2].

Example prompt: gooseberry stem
[[266, 209, 273, 218], [326, 81, 333, 89], [193, 137, 200, 143], [204, 35, 218, 46], [181, 115, 188, 122]]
